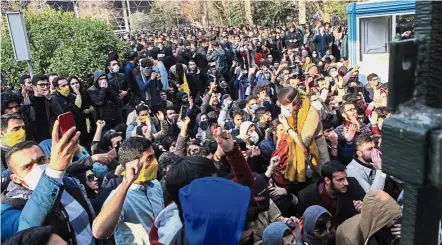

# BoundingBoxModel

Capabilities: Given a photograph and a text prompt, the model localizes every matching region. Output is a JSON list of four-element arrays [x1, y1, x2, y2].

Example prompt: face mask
[[330, 71, 338, 78], [139, 115, 147, 124], [22, 163, 48, 190], [312, 54, 317, 58], [142, 68, 151, 77], [133, 158, 159, 184], [1, 128, 26, 147], [57, 86, 70, 97], [283, 108, 291, 117], [112, 65, 120, 73], [93, 163, 108, 179], [177, 121, 183, 129], [250, 132, 259, 144], [199, 121, 208, 130], [250, 104, 258, 111]]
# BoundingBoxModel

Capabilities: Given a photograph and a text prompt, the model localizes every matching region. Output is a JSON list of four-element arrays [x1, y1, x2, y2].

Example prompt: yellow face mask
[[122, 158, 159, 184], [139, 115, 147, 124], [1, 128, 26, 147], [58, 86, 70, 97]]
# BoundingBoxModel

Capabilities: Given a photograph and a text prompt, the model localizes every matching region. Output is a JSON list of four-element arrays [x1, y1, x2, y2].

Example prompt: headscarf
[[302, 205, 332, 245]]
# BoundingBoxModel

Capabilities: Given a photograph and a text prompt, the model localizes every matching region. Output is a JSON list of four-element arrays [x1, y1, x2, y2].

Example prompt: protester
[[0, 17, 408, 245], [336, 189, 402, 245]]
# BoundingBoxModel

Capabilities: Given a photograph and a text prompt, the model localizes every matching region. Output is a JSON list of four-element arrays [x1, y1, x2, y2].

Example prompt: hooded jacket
[[336, 189, 402, 245], [302, 205, 332, 245], [87, 71, 121, 121], [262, 222, 291, 245], [171, 177, 251, 245]]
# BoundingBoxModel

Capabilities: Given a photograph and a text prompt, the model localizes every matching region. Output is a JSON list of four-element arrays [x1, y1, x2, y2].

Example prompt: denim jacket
[[1, 172, 96, 244]]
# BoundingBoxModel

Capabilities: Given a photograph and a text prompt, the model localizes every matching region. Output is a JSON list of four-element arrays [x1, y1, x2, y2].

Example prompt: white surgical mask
[[177, 121, 183, 129], [283, 108, 291, 117], [330, 71, 338, 78], [22, 163, 48, 190], [250, 132, 259, 144], [112, 65, 120, 73]]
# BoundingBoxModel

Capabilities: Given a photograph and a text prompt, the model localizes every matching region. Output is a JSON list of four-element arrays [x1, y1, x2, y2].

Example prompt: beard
[[331, 180, 347, 194]]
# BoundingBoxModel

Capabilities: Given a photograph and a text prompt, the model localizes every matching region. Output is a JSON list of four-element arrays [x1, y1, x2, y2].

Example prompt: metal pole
[[176, 8, 179, 29], [126, 0, 131, 19], [121, 0, 130, 33], [27, 60, 34, 78]]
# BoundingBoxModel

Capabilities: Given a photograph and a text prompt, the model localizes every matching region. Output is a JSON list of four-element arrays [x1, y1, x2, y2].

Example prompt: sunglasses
[[87, 174, 95, 181]]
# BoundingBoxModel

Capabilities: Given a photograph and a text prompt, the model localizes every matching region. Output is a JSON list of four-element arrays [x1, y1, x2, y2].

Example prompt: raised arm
[[214, 127, 254, 188], [92, 160, 142, 239]]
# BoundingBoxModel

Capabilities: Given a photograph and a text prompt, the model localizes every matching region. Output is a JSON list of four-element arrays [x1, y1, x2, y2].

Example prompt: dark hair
[[231, 109, 244, 118], [338, 102, 354, 116], [118, 137, 152, 168], [51, 76, 68, 89], [355, 134, 374, 150], [47, 73, 58, 78], [3, 225, 61, 245], [314, 213, 333, 236], [320, 160, 346, 181], [367, 73, 378, 82], [136, 105, 149, 115], [245, 95, 257, 104], [1, 91, 22, 114], [147, 50, 159, 60], [127, 50, 138, 60], [67, 75, 83, 88], [255, 85, 267, 95], [375, 106, 391, 118], [1, 113, 24, 131], [255, 107, 270, 121], [5, 141, 41, 171], [140, 58, 154, 68], [165, 106, 176, 112], [19, 74, 31, 85], [31, 74, 48, 85], [165, 156, 218, 207]]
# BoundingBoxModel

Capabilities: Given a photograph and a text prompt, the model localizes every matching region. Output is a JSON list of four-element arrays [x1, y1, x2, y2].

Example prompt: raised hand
[[49, 121, 81, 171], [371, 148, 382, 169], [344, 124, 357, 142], [156, 111, 165, 121], [96, 120, 105, 129], [123, 159, 142, 184], [214, 127, 235, 153], [369, 111, 378, 125]]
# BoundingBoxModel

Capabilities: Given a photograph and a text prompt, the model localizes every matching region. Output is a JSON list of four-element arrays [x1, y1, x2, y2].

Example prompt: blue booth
[[346, 0, 416, 83]]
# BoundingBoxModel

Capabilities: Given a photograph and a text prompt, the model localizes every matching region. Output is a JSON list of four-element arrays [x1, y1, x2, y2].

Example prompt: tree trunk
[[244, 0, 253, 25]]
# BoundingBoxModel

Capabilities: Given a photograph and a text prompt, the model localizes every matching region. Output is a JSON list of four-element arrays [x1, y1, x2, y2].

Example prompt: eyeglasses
[[87, 174, 95, 181], [36, 83, 50, 88]]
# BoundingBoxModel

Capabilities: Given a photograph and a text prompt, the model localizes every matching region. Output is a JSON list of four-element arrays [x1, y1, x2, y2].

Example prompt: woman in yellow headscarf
[[272, 87, 330, 185], [170, 63, 190, 95]]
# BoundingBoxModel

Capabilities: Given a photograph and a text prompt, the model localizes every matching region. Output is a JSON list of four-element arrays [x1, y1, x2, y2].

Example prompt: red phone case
[[58, 112, 75, 135]]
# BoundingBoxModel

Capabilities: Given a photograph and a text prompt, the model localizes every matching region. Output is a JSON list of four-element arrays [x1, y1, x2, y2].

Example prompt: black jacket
[[87, 73, 122, 121], [297, 177, 366, 225], [51, 91, 72, 118], [30, 96, 55, 142]]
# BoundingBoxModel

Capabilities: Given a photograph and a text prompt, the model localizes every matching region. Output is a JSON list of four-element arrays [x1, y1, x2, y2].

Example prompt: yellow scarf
[[285, 97, 319, 182], [178, 74, 190, 95]]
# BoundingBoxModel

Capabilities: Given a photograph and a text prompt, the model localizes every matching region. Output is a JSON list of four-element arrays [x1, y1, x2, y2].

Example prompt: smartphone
[[180, 105, 188, 120], [58, 112, 75, 135]]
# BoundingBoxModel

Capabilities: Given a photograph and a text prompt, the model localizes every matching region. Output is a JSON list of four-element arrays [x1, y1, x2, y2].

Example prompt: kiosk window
[[360, 16, 392, 59]]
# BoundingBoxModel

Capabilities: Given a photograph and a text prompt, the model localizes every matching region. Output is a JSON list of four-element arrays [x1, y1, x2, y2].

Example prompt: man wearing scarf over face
[[92, 137, 164, 244]]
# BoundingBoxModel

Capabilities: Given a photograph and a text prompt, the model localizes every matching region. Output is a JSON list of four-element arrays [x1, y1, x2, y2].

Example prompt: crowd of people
[[1, 20, 405, 245]]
